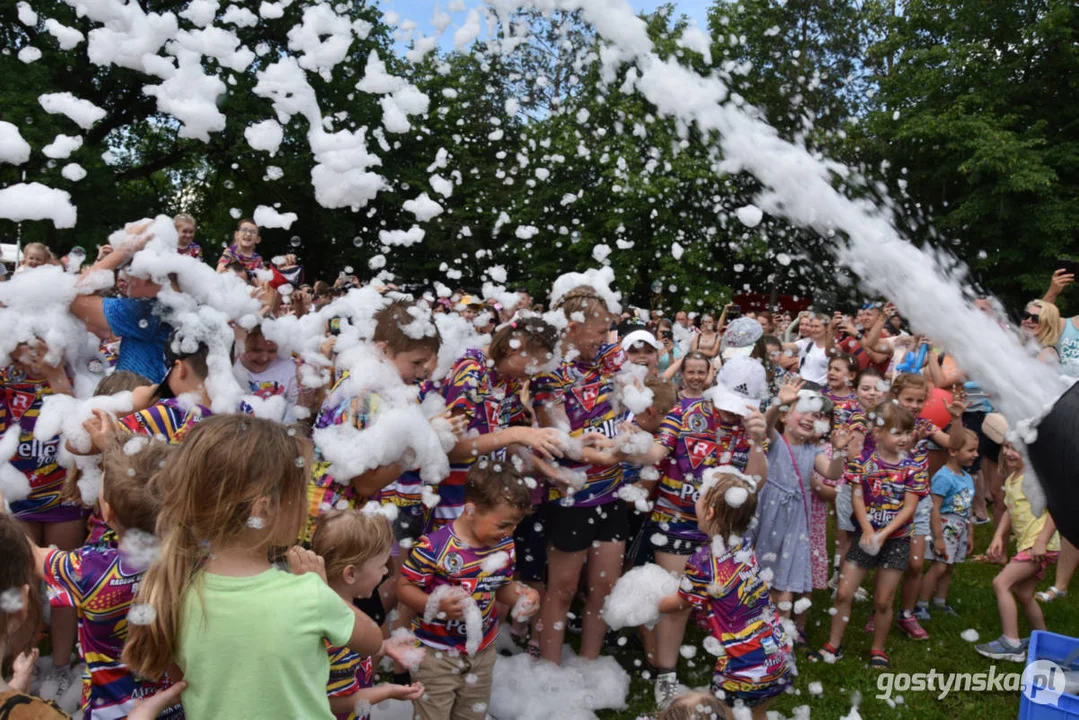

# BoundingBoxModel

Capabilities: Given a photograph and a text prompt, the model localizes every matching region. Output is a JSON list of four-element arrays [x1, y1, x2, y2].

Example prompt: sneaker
[[1035, 586, 1067, 603], [827, 572, 840, 590], [932, 603, 960, 616], [975, 637, 1026, 663], [854, 586, 869, 602], [1020, 637, 1031, 650], [566, 613, 582, 636], [870, 650, 891, 669], [897, 613, 929, 641], [863, 616, 875, 634], [973, 515, 992, 525], [912, 605, 931, 621], [38, 665, 74, 702], [654, 672, 679, 710]]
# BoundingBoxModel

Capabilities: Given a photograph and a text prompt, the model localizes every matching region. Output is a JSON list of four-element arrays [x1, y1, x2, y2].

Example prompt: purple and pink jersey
[[904, 416, 941, 491], [42, 547, 179, 720], [177, 242, 203, 261], [401, 524, 515, 654], [531, 343, 626, 507], [650, 399, 764, 543], [1, 366, 79, 523], [843, 450, 923, 538], [431, 350, 527, 529], [118, 398, 210, 444], [679, 539, 794, 695], [218, 245, 266, 273]]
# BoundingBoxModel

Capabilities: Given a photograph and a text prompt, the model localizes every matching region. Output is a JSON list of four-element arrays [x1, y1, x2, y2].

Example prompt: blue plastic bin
[[1019, 630, 1079, 719]]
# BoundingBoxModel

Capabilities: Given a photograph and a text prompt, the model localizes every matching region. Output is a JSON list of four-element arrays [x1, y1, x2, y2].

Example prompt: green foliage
[[1, 0, 1076, 314]]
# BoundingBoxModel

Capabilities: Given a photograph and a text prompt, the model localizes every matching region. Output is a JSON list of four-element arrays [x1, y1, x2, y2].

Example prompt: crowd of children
[[0, 221, 1074, 720]]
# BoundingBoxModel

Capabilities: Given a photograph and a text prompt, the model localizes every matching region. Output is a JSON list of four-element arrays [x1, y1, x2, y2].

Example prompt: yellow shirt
[[1004, 472, 1060, 553]]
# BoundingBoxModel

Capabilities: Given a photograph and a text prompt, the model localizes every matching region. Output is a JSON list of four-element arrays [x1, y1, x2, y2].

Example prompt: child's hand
[[286, 546, 327, 583], [439, 588, 469, 621], [128, 681, 187, 720], [1031, 538, 1048, 563], [986, 537, 1006, 564], [743, 410, 767, 443], [776, 376, 805, 408], [386, 683, 426, 701], [520, 427, 566, 461], [434, 411, 469, 440], [10, 648, 39, 693], [383, 633, 425, 669], [511, 584, 541, 621], [934, 535, 950, 563], [831, 426, 852, 452], [946, 392, 969, 419], [82, 408, 114, 454], [847, 430, 865, 459]]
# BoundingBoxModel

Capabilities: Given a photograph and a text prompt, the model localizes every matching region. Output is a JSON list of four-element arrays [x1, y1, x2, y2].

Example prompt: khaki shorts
[[412, 642, 497, 720]]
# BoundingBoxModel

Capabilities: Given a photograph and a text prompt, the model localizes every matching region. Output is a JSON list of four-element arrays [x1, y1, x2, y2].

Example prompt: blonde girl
[[124, 415, 383, 719]]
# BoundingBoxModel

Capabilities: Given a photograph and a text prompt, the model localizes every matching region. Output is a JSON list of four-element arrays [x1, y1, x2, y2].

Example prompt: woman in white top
[[783, 313, 833, 385]]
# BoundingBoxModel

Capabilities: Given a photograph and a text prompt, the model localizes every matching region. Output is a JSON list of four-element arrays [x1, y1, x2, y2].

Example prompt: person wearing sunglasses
[[1019, 299, 1063, 365]]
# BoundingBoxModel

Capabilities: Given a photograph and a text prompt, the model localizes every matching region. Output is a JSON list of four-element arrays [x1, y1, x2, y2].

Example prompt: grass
[[594, 522, 1078, 720]]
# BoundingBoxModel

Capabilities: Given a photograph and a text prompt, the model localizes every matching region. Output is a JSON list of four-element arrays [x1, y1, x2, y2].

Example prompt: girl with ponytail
[[123, 415, 383, 720]]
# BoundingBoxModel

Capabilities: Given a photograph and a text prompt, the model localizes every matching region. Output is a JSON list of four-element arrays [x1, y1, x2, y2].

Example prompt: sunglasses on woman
[[1021, 311, 1040, 323]]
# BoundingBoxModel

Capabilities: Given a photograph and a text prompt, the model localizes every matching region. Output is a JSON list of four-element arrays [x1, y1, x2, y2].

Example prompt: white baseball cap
[[621, 329, 662, 351], [717, 356, 769, 403]]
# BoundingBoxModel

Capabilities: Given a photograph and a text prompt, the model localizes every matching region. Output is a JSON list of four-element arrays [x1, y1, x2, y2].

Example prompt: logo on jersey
[[687, 412, 708, 433], [482, 398, 504, 427], [6, 389, 35, 422], [570, 382, 602, 413], [685, 436, 717, 470], [444, 552, 464, 574]]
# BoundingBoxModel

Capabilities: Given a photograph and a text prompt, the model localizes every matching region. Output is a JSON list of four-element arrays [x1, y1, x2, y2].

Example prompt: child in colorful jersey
[[829, 366, 886, 586], [305, 300, 448, 542], [1, 341, 82, 700], [656, 471, 795, 719], [628, 370, 769, 708], [233, 325, 304, 423], [215, 218, 266, 273], [124, 415, 384, 720], [398, 462, 540, 720], [173, 213, 202, 261], [976, 441, 1060, 662], [531, 284, 633, 666], [810, 402, 920, 669], [433, 317, 564, 532], [823, 353, 858, 406], [310, 509, 425, 720], [32, 433, 180, 720], [917, 429, 978, 618], [888, 373, 967, 640]]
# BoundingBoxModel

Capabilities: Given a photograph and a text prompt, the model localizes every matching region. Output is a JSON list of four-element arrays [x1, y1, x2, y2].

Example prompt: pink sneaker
[[864, 616, 875, 634], [897, 613, 929, 640]]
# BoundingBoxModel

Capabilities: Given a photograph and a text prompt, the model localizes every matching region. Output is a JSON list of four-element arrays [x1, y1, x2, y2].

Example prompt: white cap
[[717, 356, 769, 402], [705, 384, 757, 417], [621, 329, 662, 351]]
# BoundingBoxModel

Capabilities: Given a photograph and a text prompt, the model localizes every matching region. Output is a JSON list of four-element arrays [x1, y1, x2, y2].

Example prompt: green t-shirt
[[176, 568, 355, 720]]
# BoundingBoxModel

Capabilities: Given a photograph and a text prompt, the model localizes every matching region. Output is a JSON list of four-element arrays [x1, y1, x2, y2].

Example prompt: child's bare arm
[[658, 592, 690, 614]]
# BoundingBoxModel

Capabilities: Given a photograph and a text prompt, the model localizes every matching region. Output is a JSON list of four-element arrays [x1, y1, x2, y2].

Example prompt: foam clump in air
[[0, 183, 77, 228], [252, 204, 298, 229], [549, 266, 623, 315], [0, 122, 31, 165], [38, 92, 106, 130], [602, 563, 680, 630]]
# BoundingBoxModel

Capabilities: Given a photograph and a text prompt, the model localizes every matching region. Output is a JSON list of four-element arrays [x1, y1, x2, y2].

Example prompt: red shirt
[[836, 331, 890, 374]]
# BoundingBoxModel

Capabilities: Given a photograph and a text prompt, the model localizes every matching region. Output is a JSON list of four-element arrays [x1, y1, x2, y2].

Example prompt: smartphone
[[1055, 258, 1079, 277], [727, 304, 742, 320], [328, 316, 342, 336]]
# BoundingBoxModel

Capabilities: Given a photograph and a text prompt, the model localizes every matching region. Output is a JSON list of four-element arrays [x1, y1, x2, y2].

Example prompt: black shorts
[[846, 532, 910, 571], [545, 500, 630, 553], [514, 510, 547, 583], [962, 411, 1001, 474]]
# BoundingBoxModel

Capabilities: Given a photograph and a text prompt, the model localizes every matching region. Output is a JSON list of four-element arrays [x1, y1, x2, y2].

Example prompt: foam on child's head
[[373, 298, 441, 356], [876, 401, 916, 433], [699, 467, 759, 536], [488, 316, 559, 364]]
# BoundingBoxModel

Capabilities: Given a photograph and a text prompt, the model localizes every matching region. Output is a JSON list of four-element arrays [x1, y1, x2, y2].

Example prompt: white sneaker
[[854, 586, 869, 603], [654, 671, 679, 710], [38, 664, 74, 701]]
